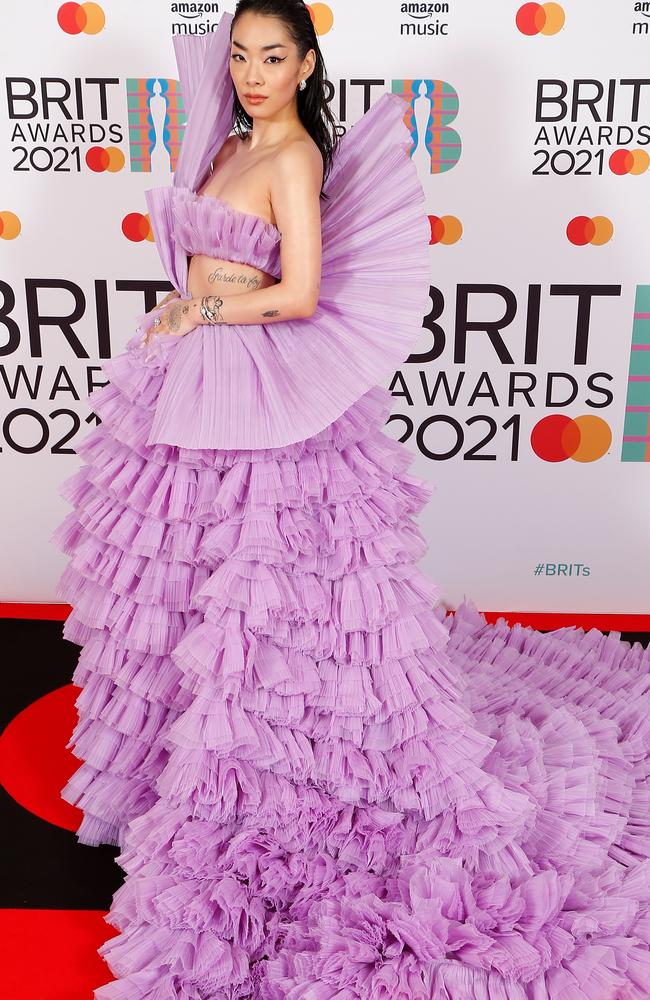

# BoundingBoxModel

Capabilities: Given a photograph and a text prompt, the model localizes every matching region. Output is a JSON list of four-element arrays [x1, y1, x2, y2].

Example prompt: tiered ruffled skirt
[[52, 332, 650, 998]]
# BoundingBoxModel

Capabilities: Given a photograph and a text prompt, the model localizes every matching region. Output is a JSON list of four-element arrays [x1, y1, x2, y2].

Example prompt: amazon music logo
[[170, 2, 222, 35], [396, 3, 451, 38]]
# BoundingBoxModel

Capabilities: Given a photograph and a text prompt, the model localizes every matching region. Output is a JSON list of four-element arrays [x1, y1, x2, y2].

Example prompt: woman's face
[[229, 12, 314, 118]]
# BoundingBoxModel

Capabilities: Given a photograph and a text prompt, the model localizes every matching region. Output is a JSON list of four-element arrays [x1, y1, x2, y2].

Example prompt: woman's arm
[[176, 277, 316, 329]]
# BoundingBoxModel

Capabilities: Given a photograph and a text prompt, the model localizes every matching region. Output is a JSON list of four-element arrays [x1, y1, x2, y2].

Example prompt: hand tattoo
[[166, 303, 183, 332], [262, 309, 280, 317]]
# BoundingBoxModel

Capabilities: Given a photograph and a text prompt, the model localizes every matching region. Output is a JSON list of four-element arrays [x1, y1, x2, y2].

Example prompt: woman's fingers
[[145, 316, 163, 345]]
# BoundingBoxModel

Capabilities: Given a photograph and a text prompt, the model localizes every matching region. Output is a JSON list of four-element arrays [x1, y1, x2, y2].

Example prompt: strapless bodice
[[171, 186, 282, 280]]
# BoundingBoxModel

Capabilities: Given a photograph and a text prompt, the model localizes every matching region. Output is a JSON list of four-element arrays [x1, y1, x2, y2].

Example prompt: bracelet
[[200, 294, 225, 324]]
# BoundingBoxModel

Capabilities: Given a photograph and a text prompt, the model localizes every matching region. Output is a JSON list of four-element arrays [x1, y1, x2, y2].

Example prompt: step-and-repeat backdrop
[[1, 1, 648, 613]]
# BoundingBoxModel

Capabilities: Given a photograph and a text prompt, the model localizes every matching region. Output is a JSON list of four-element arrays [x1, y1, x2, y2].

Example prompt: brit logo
[[391, 78, 460, 174], [622, 285, 650, 461], [126, 78, 185, 173]]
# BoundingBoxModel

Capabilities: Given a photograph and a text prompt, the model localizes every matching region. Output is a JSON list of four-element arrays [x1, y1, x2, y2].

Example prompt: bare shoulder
[[273, 133, 323, 190]]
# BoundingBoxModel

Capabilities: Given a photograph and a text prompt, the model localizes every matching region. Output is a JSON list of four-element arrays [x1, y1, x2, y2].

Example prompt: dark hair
[[230, 0, 339, 196]]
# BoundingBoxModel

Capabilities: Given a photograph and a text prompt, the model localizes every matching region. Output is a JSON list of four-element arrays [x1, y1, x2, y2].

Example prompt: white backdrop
[[1, 0, 648, 613]]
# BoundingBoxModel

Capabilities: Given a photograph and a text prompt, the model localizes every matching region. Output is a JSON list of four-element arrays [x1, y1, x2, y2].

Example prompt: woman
[[52, 1, 650, 996]]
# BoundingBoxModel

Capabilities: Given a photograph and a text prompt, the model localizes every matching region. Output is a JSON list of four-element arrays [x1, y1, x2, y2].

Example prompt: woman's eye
[[230, 54, 284, 64]]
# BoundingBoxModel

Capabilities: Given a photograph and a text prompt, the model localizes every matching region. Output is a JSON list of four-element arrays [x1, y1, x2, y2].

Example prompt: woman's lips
[[244, 95, 267, 104]]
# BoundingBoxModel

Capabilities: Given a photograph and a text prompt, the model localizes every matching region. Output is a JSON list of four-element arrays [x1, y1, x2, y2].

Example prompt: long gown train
[[50, 11, 650, 998]]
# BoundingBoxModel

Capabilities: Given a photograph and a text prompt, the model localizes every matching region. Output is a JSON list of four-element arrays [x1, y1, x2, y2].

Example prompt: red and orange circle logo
[[531, 413, 611, 462], [57, 3, 105, 34], [428, 215, 462, 245], [86, 146, 125, 173], [566, 216, 613, 246], [516, 3, 565, 35], [609, 148, 650, 176], [122, 213, 154, 242]]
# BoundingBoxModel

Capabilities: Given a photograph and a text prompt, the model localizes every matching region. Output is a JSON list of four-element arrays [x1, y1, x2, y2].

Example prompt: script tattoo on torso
[[208, 266, 262, 292]]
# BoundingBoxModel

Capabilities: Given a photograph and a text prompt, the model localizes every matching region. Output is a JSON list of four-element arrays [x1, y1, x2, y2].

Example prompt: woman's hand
[[141, 297, 198, 347]]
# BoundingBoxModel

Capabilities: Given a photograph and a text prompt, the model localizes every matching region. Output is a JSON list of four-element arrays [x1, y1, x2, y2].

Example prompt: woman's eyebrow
[[231, 39, 289, 51]]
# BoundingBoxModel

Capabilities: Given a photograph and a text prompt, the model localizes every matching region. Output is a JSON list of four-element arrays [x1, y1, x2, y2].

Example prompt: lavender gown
[[51, 12, 650, 999]]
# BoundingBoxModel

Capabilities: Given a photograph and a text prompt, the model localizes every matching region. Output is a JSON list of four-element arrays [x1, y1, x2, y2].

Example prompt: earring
[[299, 79, 307, 91]]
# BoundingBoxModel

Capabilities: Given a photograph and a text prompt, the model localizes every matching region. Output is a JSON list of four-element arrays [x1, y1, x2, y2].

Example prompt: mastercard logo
[[516, 3, 565, 35], [610, 148, 650, 176], [531, 413, 612, 462], [0, 211, 21, 239], [122, 212, 154, 242], [566, 216, 613, 246], [306, 3, 334, 35], [86, 146, 125, 172], [429, 215, 462, 245], [57, 2, 105, 34]]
